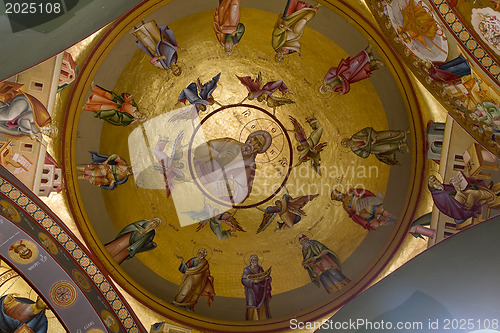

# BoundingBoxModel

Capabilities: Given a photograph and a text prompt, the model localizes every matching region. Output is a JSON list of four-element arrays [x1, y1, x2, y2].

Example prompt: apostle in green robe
[[341, 127, 410, 166], [105, 218, 161, 264]]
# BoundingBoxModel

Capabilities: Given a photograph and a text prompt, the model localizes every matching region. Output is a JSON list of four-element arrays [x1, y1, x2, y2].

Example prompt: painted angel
[[288, 116, 327, 175], [256, 190, 318, 233], [178, 72, 221, 113], [183, 203, 245, 239], [154, 131, 186, 197], [237, 73, 294, 114]]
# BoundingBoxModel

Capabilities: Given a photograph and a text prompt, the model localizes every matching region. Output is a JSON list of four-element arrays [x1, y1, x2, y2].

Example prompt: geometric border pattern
[[431, 0, 500, 82], [0, 179, 140, 333]]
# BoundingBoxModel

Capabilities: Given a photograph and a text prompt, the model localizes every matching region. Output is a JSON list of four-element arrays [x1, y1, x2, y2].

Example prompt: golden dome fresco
[[61, 0, 424, 331]]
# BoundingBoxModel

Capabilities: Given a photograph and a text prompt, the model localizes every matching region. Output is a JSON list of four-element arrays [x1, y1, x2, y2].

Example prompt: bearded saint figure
[[0, 92, 57, 140], [241, 254, 272, 320], [428, 175, 500, 224], [173, 248, 215, 311], [299, 235, 350, 294], [193, 130, 272, 204]]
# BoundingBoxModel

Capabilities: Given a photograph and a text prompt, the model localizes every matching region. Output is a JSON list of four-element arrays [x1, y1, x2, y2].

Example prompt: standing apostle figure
[[174, 248, 215, 311], [299, 235, 350, 294], [241, 254, 272, 320], [213, 0, 245, 56]]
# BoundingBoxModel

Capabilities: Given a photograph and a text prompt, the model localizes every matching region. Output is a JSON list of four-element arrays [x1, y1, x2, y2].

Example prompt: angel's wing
[[171, 131, 185, 161], [236, 74, 261, 93], [154, 140, 169, 163], [195, 219, 210, 232], [168, 105, 198, 121], [222, 214, 246, 232], [178, 82, 199, 104], [287, 194, 319, 215], [199, 72, 221, 99], [289, 116, 308, 147], [256, 210, 278, 234], [261, 80, 289, 95]]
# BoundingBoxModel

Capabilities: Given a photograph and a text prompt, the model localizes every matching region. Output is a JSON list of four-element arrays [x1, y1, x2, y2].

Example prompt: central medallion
[[188, 104, 293, 209]]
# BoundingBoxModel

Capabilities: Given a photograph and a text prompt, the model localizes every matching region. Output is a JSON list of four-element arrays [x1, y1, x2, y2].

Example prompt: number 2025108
[[5, 2, 62, 14]]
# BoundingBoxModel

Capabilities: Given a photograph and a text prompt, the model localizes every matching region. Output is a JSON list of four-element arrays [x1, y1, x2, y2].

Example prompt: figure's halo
[[217, 43, 241, 58], [243, 250, 265, 265], [192, 244, 213, 260], [147, 213, 167, 231], [329, 183, 346, 206], [0, 199, 21, 223], [314, 80, 332, 100], [292, 231, 315, 249], [337, 133, 352, 153], [273, 51, 290, 67], [171, 60, 187, 79], [428, 170, 444, 184]]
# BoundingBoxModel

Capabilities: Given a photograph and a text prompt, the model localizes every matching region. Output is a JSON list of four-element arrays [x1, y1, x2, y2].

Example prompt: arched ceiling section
[[366, 0, 500, 159], [0, 166, 146, 333]]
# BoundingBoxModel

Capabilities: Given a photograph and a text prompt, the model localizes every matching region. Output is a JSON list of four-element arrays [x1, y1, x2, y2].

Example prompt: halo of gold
[[38, 232, 58, 255], [243, 250, 265, 266], [292, 231, 315, 249], [101, 309, 120, 332], [192, 244, 213, 260], [8, 240, 38, 265], [337, 132, 353, 153], [0, 200, 21, 223], [314, 80, 333, 99], [428, 170, 444, 184], [145, 214, 167, 232]]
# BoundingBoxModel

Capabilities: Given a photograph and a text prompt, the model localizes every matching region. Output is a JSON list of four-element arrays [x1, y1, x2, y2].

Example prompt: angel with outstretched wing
[[256, 188, 318, 233], [237, 72, 294, 114], [184, 203, 245, 239], [288, 115, 327, 175], [178, 72, 222, 113], [154, 131, 186, 197]]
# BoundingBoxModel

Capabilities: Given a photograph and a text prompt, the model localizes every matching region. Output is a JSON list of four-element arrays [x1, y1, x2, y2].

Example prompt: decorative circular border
[[187, 103, 294, 209], [61, 0, 426, 331], [238, 117, 286, 164], [50, 281, 77, 308]]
